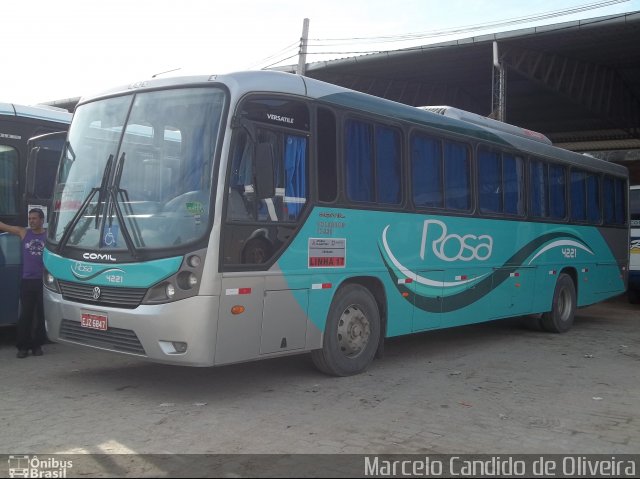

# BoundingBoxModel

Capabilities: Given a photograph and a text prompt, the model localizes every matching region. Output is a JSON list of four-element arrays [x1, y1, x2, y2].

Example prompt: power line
[[254, 0, 630, 69], [309, 0, 629, 45], [246, 41, 300, 69]]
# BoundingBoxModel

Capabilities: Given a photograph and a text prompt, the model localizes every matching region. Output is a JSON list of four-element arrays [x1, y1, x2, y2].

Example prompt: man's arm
[[0, 221, 26, 240]]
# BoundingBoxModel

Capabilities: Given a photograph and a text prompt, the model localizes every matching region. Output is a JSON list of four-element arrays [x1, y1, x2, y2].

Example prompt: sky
[[2, 0, 639, 105]]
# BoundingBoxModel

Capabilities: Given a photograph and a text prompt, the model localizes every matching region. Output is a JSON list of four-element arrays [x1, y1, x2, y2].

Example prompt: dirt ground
[[0, 296, 638, 476]]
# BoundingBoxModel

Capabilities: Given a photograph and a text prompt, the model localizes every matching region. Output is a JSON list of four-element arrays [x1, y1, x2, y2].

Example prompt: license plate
[[81, 312, 108, 331]]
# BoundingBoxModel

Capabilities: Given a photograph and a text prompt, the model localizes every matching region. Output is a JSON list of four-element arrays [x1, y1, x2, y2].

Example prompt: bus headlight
[[43, 269, 60, 293], [177, 271, 198, 290], [187, 255, 201, 268], [141, 249, 205, 304]]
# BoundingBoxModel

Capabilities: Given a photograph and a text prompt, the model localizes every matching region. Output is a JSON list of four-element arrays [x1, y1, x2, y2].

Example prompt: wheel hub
[[337, 305, 371, 358]]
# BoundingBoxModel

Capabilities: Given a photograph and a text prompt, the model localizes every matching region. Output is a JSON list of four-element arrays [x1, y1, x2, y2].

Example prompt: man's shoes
[[32, 347, 43, 356], [16, 350, 29, 359]]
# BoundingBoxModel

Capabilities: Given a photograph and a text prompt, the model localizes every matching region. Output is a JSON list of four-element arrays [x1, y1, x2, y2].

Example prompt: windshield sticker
[[186, 201, 204, 215], [102, 225, 119, 247], [309, 238, 346, 268]]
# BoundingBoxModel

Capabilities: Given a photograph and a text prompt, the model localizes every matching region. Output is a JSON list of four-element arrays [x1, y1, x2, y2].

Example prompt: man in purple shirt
[[0, 208, 47, 358]]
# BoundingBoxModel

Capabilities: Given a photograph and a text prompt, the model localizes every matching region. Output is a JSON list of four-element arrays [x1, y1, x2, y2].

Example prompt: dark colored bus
[[0, 102, 71, 325]]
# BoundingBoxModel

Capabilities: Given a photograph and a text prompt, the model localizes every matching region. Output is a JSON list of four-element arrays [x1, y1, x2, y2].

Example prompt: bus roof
[[0, 102, 72, 124], [76, 70, 627, 177]]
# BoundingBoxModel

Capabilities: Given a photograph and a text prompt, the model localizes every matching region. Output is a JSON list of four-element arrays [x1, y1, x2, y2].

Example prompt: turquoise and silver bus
[[43, 71, 628, 375]]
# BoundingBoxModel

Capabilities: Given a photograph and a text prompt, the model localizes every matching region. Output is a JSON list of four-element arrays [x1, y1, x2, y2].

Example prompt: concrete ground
[[0, 296, 638, 475]]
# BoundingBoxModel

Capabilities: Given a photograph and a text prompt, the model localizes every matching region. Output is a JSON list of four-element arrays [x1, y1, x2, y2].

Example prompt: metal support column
[[491, 41, 507, 122]]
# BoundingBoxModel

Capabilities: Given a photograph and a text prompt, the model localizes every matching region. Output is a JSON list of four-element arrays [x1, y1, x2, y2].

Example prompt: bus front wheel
[[311, 284, 381, 376], [541, 273, 576, 333]]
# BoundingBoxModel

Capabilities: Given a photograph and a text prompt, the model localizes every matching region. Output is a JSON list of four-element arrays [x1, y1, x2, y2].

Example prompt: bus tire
[[628, 289, 640, 304], [311, 284, 381, 376], [541, 273, 576, 333]]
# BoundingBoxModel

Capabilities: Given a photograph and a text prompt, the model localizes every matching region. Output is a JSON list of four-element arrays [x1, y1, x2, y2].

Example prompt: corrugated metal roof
[[290, 10, 640, 178]]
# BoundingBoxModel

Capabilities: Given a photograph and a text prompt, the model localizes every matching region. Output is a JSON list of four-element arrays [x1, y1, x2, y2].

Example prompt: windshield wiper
[[106, 152, 144, 258], [57, 154, 114, 252], [95, 154, 115, 228]]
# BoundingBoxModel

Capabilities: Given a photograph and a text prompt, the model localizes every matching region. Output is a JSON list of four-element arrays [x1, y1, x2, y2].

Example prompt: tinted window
[[0, 145, 19, 215], [412, 133, 442, 208], [570, 170, 587, 221], [478, 148, 524, 215], [530, 160, 566, 219], [603, 176, 626, 225], [444, 141, 470, 210], [345, 119, 401, 204]]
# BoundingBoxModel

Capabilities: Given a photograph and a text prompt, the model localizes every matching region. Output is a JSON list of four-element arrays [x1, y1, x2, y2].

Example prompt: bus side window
[[412, 133, 443, 208], [443, 140, 470, 211], [604, 176, 626, 225], [344, 119, 402, 205], [478, 148, 501, 213]]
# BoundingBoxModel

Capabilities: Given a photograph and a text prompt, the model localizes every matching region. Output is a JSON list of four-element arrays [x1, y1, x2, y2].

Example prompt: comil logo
[[420, 219, 493, 262], [8, 455, 72, 478], [83, 252, 116, 262]]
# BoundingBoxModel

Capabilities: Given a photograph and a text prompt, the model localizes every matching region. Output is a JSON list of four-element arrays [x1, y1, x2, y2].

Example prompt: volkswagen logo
[[92, 287, 101, 300]]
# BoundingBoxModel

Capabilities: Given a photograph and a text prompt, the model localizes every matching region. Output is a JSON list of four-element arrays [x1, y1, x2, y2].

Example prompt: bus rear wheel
[[541, 273, 576, 333], [311, 284, 380, 376]]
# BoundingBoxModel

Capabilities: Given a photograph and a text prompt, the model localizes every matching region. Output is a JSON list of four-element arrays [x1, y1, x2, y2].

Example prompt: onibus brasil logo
[[8, 455, 73, 478]]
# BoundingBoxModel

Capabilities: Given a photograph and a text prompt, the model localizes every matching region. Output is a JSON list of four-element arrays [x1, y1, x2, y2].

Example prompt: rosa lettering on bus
[[308, 238, 346, 268], [81, 312, 108, 331]]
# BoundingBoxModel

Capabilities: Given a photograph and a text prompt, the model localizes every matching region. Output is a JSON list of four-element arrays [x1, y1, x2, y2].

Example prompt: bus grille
[[59, 280, 147, 309], [60, 319, 146, 356]]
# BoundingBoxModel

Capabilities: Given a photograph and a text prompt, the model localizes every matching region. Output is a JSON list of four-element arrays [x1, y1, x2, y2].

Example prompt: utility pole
[[297, 18, 310, 76], [491, 41, 506, 122]]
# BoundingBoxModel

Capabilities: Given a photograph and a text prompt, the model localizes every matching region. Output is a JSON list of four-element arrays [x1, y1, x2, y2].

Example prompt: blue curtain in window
[[586, 174, 600, 223], [504, 155, 523, 215], [284, 135, 307, 219], [570, 171, 586, 221], [444, 141, 469, 210], [549, 165, 566, 219], [411, 135, 442, 207], [530, 161, 545, 217], [345, 120, 373, 202], [478, 149, 501, 213], [375, 126, 401, 204]]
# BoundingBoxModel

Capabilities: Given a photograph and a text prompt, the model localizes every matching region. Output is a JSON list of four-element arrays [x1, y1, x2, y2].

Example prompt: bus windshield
[[49, 87, 225, 253]]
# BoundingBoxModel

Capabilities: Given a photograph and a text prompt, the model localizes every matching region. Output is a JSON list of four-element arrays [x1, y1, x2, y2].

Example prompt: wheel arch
[[559, 267, 578, 301]]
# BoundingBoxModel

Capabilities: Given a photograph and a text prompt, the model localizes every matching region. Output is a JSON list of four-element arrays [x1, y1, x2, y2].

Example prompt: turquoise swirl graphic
[[380, 231, 593, 313]]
